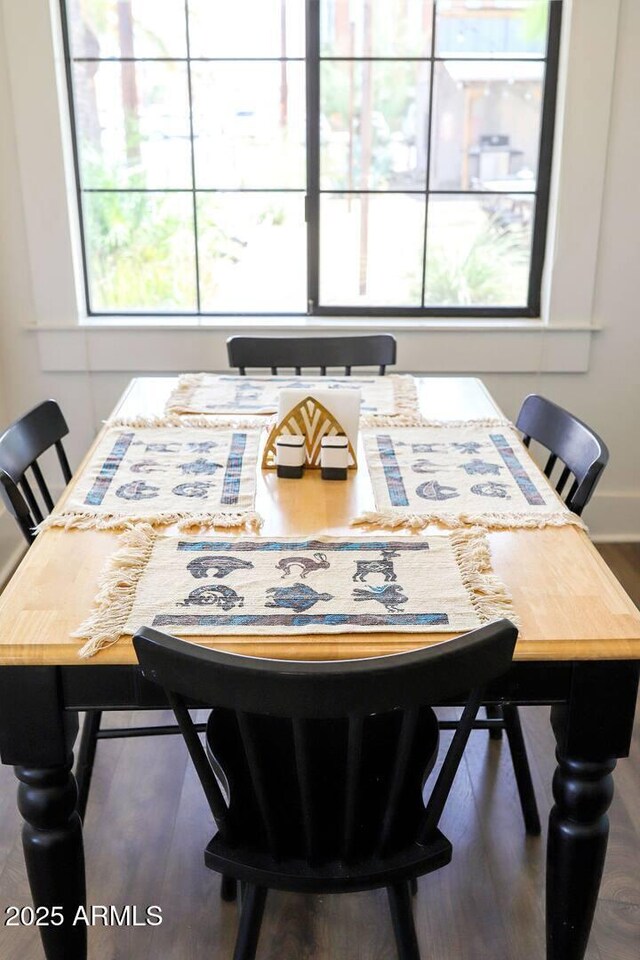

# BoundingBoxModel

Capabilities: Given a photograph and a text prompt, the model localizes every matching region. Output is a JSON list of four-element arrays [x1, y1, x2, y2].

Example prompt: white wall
[[506, 0, 640, 537], [0, 0, 638, 540]]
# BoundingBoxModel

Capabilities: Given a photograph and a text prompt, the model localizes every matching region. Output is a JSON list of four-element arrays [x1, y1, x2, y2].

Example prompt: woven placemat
[[73, 526, 515, 657], [355, 421, 586, 531], [39, 423, 263, 532], [165, 373, 421, 423]]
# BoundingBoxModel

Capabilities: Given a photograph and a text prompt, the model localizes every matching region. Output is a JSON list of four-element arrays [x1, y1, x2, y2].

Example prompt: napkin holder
[[262, 393, 358, 470]]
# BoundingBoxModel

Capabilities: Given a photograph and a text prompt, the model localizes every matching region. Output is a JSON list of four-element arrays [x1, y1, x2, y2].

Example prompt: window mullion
[[184, 1, 201, 314], [527, 0, 563, 315], [420, 2, 439, 309], [305, 0, 320, 314]]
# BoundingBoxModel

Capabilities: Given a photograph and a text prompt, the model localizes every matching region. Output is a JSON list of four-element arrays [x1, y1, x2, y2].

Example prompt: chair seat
[[204, 829, 452, 894]]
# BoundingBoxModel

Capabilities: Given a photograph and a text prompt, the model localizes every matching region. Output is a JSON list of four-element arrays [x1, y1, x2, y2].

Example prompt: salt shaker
[[276, 434, 306, 479], [321, 435, 349, 480]]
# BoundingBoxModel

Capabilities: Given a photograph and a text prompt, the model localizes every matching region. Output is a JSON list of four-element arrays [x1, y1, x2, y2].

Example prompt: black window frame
[[60, 0, 563, 320]]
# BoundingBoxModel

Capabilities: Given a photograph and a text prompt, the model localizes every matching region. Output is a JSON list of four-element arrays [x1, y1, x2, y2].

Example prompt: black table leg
[[546, 661, 639, 960], [16, 763, 87, 960], [0, 667, 87, 960]]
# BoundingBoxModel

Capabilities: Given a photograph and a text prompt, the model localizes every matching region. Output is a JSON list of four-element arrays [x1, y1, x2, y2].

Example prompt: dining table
[[0, 375, 638, 960]]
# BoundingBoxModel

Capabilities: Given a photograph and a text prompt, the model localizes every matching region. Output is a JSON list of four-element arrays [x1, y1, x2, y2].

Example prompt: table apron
[[0, 661, 637, 766], [57, 661, 576, 711]]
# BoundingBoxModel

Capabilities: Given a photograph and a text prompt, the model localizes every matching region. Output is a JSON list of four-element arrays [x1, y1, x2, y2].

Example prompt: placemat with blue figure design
[[72, 526, 514, 657], [165, 373, 419, 421], [38, 425, 262, 533], [356, 423, 586, 531]]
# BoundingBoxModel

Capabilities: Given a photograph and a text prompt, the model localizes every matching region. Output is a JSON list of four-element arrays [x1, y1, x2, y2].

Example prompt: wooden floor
[[0, 544, 638, 960]]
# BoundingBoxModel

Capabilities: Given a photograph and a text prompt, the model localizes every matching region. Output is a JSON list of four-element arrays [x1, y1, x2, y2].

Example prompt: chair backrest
[[0, 401, 72, 543], [134, 620, 517, 865], [515, 394, 609, 516], [227, 335, 397, 376]]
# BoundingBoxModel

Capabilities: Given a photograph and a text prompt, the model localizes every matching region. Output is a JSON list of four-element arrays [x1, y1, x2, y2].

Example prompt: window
[[61, 0, 562, 317]]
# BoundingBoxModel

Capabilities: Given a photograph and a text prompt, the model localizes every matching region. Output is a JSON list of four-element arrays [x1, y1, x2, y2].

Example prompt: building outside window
[[61, 0, 562, 317]]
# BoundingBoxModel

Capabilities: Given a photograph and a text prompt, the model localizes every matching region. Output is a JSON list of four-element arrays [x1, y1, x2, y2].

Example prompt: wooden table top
[[0, 376, 639, 667]]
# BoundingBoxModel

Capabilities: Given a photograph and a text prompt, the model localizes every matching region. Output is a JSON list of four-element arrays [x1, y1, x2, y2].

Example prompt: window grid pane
[[61, 0, 561, 316]]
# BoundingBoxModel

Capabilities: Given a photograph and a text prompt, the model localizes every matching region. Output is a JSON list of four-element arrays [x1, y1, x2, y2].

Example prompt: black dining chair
[[227, 334, 397, 376], [134, 619, 518, 960], [226, 339, 539, 836], [516, 394, 609, 516], [475, 395, 611, 834], [420, 398, 611, 840], [0, 400, 73, 543], [0, 401, 196, 825]]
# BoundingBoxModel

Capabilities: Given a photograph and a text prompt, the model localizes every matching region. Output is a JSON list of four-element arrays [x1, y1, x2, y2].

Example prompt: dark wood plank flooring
[[0, 545, 638, 959]]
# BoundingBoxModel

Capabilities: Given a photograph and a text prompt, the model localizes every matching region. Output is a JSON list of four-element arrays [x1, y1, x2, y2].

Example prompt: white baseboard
[[590, 533, 640, 544], [583, 491, 640, 542]]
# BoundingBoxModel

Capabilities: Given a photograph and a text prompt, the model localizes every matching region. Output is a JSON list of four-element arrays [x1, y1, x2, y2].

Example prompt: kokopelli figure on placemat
[[115, 481, 159, 500], [275, 553, 330, 579], [187, 556, 254, 580], [352, 549, 399, 583], [179, 584, 244, 611]]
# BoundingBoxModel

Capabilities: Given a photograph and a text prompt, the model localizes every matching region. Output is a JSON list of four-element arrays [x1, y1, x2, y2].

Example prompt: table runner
[[165, 373, 419, 421], [39, 423, 263, 532], [356, 422, 586, 531], [73, 526, 514, 657]]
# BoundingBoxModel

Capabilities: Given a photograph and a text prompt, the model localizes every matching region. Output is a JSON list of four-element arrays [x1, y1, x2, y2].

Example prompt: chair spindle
[[236, 711, 280, 860], [343, 715, 363, 861], [31, 461, 55, 512], [555, 465, 571, 495], [292, 718, 316, 862], [55, 440, 73, 483], [420, 688, 484, 842], [543, 453, 557, 478], [378, 708, 420, 856], [19, 476, 44, 525], [168, 693, 231, 837]]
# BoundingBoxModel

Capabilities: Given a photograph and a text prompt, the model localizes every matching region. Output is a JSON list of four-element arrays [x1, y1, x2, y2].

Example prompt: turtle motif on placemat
[[265, 584, 333, 613], [178, 459, 224, 476]]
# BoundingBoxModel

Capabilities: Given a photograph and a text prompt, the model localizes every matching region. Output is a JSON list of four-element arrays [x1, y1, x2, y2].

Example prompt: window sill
[[31, 320, 596, 375], [72, 315, 598, 333]]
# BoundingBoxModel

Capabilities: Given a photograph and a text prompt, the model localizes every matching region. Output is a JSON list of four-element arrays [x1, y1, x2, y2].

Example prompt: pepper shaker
[[321, 435, 349, 480], [276, 434, 306, 479]]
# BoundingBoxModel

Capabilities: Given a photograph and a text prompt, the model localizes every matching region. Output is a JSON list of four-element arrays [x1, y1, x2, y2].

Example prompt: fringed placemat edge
[[107, 413, 270, 430], [37, 509, 263, 535], [164, 373, 208, 415], [72, 524, 158, 658], [448, 527, 518, 626], [360, 416, 513, 428], [351, 508, 587, 532]]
